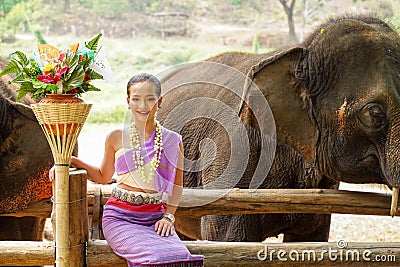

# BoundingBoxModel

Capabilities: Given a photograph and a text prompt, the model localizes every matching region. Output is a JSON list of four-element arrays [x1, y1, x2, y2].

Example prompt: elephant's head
[[0, 79, 53, 214], [243, 15, 400, 215]]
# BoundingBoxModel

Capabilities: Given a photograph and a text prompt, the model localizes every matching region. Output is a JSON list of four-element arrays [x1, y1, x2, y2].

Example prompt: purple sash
[[115, 126, 182, 196]]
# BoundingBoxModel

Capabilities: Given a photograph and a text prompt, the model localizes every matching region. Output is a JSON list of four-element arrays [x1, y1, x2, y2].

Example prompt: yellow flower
[[43, 63, 55, 72]]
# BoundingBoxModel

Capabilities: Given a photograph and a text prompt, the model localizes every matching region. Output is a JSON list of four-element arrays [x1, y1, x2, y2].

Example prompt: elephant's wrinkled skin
[[0, 59, 53, 243], [158, 15, 400, 242]]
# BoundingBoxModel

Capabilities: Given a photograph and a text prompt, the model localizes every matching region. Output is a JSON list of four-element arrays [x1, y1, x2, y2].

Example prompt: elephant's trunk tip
[[390, 187, 399, 217]]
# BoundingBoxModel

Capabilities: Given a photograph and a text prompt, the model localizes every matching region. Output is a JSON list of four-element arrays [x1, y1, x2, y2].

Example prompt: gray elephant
[[0, 58, 53, 246], [157, 15, 400, 242]]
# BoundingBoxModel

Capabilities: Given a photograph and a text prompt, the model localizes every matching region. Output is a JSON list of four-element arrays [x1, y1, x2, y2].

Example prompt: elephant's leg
[[283, 214, 331, 242], [0, 216, 45, 241], [175, 216, 202, 240], [0, 217, 46, 267], [201, 214, 267, 242]]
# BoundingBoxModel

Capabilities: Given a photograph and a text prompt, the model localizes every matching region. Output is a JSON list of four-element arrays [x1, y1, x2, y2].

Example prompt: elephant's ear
[[11, 101, 37, 121], [240, 47, 318, 163]]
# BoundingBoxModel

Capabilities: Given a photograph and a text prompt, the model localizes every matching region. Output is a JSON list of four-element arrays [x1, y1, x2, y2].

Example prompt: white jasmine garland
[[129, 120, 163, 183]]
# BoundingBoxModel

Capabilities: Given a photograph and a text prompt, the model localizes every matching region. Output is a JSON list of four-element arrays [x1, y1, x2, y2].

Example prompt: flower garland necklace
[[129, 120, 163, 183]]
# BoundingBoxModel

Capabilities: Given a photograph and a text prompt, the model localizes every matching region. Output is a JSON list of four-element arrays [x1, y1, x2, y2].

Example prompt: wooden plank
[[0, 240, 399, 266], [0, 241, 54, 266], [86, 240, 400, 267]]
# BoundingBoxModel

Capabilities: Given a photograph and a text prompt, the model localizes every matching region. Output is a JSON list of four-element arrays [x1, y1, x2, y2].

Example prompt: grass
[[1, 34, 253, 124]]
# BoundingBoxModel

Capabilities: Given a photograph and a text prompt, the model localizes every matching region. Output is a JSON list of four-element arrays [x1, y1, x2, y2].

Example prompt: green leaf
[[0, 59, 22, 76], [19, 82, 36, 93], [64, 65, 84, 90], [86, 69, 103, 80], [81, 83, 101, 93], [9, 72, 25, 84], [79, 58, 92, 66], [16, 91, 28, 101], [86, 33, 102, 51], [31, 80, 48, 89], [13, 51, 29, 66]]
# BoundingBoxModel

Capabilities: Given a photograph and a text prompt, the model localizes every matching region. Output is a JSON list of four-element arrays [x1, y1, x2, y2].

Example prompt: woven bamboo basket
[[32, 102, 92, 267]]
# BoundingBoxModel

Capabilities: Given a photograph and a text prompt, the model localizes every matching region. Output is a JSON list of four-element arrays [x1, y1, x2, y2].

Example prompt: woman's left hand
[[155, 217, 174, 237]]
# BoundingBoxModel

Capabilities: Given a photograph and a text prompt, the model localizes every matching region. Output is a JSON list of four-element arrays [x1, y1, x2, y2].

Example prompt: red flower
[[69, 88, 78, 94], [38, 75, 55, 84], [53, 75, 61, 83], [83, 73, 91, 82], [55, 66, 69, 76], [37, 74, 61, 84], [58, 53, 65, 61]]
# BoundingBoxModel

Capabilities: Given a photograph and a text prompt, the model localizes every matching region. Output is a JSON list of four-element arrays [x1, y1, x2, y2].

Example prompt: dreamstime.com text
[[257, 240, 396, 263]]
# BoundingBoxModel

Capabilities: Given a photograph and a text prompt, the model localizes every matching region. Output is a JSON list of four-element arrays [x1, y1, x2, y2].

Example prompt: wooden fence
[[0, 170, 399, 266]]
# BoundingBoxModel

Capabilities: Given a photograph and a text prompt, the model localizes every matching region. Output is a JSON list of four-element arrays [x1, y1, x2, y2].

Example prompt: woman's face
[[127, 81, 162, 124]]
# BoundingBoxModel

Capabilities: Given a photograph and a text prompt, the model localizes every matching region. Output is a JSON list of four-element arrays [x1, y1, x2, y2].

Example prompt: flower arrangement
[[0, 33, 112, 100]]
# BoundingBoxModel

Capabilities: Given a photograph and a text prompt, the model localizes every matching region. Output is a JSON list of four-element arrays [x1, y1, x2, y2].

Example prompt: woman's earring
[[158, 103, 161, 108], [128, 106, 131, 109]]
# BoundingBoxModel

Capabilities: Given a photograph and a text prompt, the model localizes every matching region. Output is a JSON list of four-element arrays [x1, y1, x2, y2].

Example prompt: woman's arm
[[50, 129, 120, 184], [155, 142, 184, 236]]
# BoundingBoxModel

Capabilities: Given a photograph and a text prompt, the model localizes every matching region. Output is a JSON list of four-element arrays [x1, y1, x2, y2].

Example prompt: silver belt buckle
[[113, 187, 158, 205]]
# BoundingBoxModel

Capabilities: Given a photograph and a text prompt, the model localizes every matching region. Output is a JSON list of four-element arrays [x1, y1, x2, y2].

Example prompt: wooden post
[[54, 165, 70, 266], [31, 103, 92, 267], [52, 170, 88, 266], [69, 170, 88, 266]]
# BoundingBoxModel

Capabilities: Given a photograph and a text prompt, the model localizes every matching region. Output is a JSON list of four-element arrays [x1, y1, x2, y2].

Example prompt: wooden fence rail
[[0, 240, 399, 266], [4, 185, 397, 218]]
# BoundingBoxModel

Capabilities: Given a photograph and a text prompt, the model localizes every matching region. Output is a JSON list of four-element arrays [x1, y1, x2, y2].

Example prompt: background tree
[[278, 0, 297, 43]]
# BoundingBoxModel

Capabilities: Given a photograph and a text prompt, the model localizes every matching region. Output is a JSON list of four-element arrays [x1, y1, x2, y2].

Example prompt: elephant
[[157, 14, 400, 242], [0, 57, 53, 244]]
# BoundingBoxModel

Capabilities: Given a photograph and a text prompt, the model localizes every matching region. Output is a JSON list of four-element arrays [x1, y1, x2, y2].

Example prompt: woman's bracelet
[[163, 213, 175, 224]]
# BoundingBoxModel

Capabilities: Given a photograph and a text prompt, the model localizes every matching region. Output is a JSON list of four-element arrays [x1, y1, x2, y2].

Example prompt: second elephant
[[158, 15, 400, 242]]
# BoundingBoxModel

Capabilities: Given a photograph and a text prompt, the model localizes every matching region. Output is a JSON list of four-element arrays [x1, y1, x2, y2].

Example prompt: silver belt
[[111, 187, 160, 205]]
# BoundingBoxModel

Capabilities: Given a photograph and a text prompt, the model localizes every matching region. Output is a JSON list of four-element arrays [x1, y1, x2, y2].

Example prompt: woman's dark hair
[[127, 73, 161, 97]]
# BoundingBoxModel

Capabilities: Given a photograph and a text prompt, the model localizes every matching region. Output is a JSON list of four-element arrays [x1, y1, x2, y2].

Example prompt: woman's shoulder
[[105, 128, 123, 149], [107, 128, 123, 139]]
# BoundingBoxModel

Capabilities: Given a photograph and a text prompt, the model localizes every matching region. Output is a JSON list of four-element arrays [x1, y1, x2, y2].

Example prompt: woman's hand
[[49, 165, 56, 181], [155, 217, 174, 237]]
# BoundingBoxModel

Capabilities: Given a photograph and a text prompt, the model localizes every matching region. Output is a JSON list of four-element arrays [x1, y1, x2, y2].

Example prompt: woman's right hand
[[49, 165, 56, 181]]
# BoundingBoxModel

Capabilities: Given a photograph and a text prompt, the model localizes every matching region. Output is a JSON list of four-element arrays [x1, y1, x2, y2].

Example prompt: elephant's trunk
[[385, 118, 400, 217]]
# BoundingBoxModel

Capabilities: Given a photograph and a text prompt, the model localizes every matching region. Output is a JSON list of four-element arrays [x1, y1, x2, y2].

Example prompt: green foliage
[[129, 0, 158, 11], [231, 0, 243, 5], [85, 33, 102, 52], [92, 0, 129, 18], [0, 0, 25, 16], [166, 50, 193, 65], [148, 0, 197, 13], [2, 0, 43, 31], [86, 104, 126, 124], [252, 33, 259, 53], [34, 29, 46, 44]]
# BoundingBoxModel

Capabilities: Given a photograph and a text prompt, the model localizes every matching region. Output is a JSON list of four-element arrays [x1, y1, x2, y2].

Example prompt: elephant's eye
[[359, 104, 387, 129]]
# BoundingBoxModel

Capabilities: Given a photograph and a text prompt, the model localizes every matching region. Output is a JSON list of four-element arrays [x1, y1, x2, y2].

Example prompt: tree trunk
[[279, 0, 298, 44]]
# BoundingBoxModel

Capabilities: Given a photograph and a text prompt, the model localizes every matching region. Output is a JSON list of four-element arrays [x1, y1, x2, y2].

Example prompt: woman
[[50, 73, 204, 267]]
